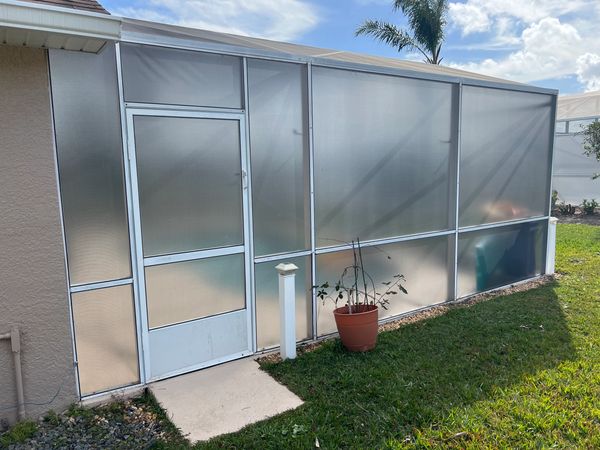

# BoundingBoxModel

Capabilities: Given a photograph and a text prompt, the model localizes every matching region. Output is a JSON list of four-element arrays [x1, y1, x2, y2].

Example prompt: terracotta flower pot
[[333, 304, 378, 352]]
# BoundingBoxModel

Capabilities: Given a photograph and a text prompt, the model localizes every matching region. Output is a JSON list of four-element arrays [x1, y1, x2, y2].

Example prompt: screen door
[[127, 109, 253, 381]]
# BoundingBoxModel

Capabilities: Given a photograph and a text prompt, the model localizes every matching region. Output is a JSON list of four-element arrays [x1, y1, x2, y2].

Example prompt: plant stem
[[357, 237, 369, 306], [351, 240, 358, 314]]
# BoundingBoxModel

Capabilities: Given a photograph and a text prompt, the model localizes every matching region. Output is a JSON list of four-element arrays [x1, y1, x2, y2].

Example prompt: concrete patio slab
[[149, 357, 303, 442]]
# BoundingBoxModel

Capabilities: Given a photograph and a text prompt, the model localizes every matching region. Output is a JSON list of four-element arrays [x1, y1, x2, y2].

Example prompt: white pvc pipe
[[546, 217, 558, 275], [0, 327, 25, 421], [276, 263, 298, 360]]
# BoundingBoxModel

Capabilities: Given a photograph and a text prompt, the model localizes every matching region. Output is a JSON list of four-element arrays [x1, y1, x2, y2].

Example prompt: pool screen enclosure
[[48, 19, 557, 397], [553, 92, 600, 204]]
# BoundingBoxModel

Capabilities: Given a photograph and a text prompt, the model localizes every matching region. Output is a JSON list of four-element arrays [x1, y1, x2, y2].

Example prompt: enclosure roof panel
[[21, 0, 108, 14], [557, 91, 600, 120], [121, 17, 555, 93]]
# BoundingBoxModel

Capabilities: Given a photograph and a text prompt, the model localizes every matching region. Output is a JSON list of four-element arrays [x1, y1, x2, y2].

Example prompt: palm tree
[[356, 0, 448, 64]]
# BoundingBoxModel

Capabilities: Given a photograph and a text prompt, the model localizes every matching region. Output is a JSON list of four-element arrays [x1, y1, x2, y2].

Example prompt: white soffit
[[0, 0, 120, 53]]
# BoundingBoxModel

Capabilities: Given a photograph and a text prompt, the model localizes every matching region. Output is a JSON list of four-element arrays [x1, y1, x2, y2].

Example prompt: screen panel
[[553, 133, 600, 204], [145, 254, 246, 329], [568, 119, 596, 132], [134, 116, 243, 257], [312, 67, 457, 247], [121, 43, 242, 108], [316, 236, 451, 336], [553, 134, 596, 175], [457, 221, 547, 298], [555, 121, 567, 134], [460, 87, 553, 226], [72, 285, 139, 395], [255, 256, 312, 349], [49, 45, 131, 286], [248, 59, 310, 256]]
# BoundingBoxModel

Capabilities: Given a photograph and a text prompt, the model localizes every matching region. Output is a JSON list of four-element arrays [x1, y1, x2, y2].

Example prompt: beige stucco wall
[[0, 45, 77, 425]]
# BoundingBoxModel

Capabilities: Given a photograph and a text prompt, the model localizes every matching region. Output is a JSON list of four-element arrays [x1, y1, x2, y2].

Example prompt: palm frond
[[355, 20, 427, 57], [392, 0, 448, 64]]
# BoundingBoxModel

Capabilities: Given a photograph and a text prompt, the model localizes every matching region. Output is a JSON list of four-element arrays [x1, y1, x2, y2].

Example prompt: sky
[[101, 0, 600, 94]]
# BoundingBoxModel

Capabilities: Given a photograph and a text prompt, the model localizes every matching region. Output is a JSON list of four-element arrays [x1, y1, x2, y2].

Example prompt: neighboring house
[[0, 0, 556, 425], [553, 91, 600, 204]]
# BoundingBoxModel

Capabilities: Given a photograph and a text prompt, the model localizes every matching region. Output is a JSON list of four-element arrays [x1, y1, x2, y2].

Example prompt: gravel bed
[[0, 394, 181, 450], [552, 210, 600, 226]]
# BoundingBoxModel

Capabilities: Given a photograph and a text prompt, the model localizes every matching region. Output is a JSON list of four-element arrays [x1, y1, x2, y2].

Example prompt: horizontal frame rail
[[144, 245, 245, 267], [124, 102, 245, 114], [458, 216, 548, 234], [254, 250, 312, 264], [70, 277, 133, 293], [315, 229, 456, 255]]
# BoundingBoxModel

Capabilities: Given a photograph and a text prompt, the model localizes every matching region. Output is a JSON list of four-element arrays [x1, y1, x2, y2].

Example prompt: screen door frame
[[125, 107, 255, 382]]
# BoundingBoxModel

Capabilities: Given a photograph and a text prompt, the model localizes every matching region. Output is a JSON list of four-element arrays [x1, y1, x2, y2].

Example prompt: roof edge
[[120, 17, 558, 96], [0, 0, 120, 52]]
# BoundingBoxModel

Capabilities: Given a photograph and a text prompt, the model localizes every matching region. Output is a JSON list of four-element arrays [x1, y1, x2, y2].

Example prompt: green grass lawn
[[193, 223, 600, 449]]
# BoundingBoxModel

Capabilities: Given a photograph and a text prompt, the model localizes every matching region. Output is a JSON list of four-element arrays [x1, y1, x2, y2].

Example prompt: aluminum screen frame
[[457, 220, 547, 298], [254, 256, 312, 350], [50, 44, 132, 286], [132, 115, 244, 257], [52, 37, 557, 398], [312, 67, 458, 247], [71, 285, 140, 396], [459, 86, 554, 227], [316, 235, 452, 336], [120, 43, 243, 109], [247, 59, 311, 257], [145, 254, 246, 329]]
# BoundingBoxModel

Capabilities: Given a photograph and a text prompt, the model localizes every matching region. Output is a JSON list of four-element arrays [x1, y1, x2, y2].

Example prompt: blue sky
[[102, 0, 600, 94]]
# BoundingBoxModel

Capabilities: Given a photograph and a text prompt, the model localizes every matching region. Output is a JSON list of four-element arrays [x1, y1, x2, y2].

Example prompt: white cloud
[[449, 2, 490, 35], [112, 0, 319, 41], [454, 18, 581, 82], [447, 0, 600, 89], [448, 0, 590, 36], [577, 53, 600, 91]]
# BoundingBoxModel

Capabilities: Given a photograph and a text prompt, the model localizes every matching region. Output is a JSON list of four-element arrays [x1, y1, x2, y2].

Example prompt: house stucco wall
[[0, 45, 77, 425]]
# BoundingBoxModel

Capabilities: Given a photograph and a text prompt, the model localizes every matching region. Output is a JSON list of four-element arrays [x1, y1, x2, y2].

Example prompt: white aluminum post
[[546, 217, 558, 275], [276, 263, 298, 360]]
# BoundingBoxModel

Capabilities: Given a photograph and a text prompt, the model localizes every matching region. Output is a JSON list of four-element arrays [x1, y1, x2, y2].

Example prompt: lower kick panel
[[148, 309, 249, 380]]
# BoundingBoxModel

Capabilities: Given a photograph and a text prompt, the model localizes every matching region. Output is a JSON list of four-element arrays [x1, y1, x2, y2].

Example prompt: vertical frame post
[[452, 81, 463, 301], [545, 93, 559, 273], [116, 42, 150, 385], [307, 63, 318, 339], [242, 57, 257, 353], [46, 49, 81, 398]]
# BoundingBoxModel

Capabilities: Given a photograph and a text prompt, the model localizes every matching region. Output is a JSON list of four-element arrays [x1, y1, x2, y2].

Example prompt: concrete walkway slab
[[149, 357, 303, 442]]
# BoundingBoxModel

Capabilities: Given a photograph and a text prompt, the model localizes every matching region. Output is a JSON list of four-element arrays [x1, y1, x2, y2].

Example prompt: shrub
[[582, 199, 598, 215], [0, 421, 37, 447], [581, 121, 600, 179], [558, 203, 576, 215]]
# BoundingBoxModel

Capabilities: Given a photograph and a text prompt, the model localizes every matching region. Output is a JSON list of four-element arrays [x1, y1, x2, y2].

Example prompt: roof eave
[[0, 0, 121, 53]]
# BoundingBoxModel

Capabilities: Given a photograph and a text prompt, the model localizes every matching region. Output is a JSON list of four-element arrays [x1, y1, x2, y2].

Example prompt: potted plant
[[315, 239, 407, 352]]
